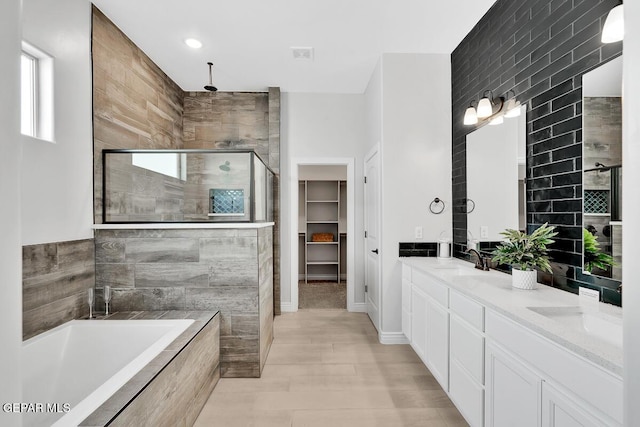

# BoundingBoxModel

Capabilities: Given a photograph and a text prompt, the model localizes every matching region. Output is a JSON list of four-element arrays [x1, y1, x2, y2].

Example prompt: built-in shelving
[[299, 180, 347, 283]]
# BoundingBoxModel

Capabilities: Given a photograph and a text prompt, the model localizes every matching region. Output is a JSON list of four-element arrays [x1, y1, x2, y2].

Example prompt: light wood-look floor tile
[[194, 310, 468, 427]]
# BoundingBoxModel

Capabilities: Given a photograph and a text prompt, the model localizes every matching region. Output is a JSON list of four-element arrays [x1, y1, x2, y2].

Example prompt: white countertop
[[93, 222, 275, 230], [400, 257, 623, 376]]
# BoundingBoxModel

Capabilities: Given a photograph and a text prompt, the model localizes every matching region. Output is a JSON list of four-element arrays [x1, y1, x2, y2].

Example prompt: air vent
[[291, 47, 314, 60]]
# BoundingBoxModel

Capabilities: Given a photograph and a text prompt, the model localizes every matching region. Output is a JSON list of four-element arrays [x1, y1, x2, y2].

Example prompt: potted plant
[[583, 228, 616, 274], [491, 223, 557, 290]]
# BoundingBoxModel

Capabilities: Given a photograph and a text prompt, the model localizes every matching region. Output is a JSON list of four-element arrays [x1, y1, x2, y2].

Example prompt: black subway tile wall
[[451, 0, 622, 304], [398, 242, 438, 258]]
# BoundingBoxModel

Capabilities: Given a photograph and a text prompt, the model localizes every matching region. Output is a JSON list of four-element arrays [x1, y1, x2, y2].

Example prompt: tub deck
[[79, 310, 220, 427]]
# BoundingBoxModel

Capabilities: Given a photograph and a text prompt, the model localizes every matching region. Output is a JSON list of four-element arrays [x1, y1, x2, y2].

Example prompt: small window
[[21, 52, 37, 136], [21, 41, 53, 141]]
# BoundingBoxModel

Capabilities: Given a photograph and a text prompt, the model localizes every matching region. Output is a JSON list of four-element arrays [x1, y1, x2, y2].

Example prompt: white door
[[364, 146, 381, 330]]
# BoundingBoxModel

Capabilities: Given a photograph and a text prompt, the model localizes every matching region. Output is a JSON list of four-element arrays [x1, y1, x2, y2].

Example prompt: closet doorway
[[290, 158, 355, 311], [299, 166, 347, 308]]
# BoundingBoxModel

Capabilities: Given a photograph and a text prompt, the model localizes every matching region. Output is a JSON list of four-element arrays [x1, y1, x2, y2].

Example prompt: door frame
[[364, 144, 382, 331], [289, 157, 356, 312]]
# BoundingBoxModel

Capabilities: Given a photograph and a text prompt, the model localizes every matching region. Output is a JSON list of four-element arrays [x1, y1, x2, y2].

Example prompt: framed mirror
[[582, 56, 623, 280], [466, 105, 527, 249]]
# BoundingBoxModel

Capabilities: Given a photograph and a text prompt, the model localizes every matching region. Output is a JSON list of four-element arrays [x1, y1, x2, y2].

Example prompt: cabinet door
[[425, 298, 449, 391], [450, 315, 484, 426], [485, 342, 540, 427], [541, 382, 615, 427], [410, 286, 428, 362]]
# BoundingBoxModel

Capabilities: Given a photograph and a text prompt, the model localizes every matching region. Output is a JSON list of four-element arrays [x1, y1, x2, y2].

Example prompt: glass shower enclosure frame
[[102, 149, 274, 223]]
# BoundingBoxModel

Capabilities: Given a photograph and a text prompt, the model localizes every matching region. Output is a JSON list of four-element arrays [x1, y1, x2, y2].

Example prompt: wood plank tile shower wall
[[91, 5, 282, 313], [95, 227, 274, 377], [451, 0, 622, 302]]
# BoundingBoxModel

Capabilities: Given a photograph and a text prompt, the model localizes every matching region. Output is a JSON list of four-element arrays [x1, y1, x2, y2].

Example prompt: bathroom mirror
[[582, 56, 623, 280], [465, 105, 527, 247]]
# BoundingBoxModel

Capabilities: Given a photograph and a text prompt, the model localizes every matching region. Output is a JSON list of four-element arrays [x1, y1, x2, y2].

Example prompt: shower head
[[204, 62, 218, 92]]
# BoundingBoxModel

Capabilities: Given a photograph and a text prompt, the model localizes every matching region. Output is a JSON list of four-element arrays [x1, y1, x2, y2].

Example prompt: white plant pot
[[512, 268, 537, 290]]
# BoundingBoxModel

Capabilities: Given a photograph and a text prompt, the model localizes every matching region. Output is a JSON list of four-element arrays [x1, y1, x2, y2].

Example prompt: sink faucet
[[467, 249, 490, 271]]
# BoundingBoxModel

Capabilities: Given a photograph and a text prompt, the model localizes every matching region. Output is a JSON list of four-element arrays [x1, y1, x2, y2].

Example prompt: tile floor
[[194, 309, 468, 426]]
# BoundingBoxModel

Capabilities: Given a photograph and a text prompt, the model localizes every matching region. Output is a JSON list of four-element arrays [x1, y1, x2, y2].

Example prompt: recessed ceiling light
[[185, 38, 203, 49]]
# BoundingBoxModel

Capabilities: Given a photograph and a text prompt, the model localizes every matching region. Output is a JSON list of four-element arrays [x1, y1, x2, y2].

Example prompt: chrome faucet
[[467, 249, 490, 271]]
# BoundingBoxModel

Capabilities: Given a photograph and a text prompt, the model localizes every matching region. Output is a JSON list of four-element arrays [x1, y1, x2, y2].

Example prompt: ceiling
[[91, 0, 496, 94]]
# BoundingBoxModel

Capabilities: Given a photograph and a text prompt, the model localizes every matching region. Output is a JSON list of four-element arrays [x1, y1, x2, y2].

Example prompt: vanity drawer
[[450, 290, 484, 331], [412, 269, 448, 307], [450, 314, 484, 384]]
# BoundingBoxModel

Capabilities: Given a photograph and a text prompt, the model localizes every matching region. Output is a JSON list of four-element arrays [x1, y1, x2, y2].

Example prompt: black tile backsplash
[[451, 0, 622, 305], [399, 242, 438, 258]]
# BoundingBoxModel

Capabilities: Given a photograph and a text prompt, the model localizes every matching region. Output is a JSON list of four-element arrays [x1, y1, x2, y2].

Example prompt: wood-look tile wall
[[23, 239, 95, 340], [95, 227, 273, 377], [92, 6, 185, 223], [92, 7, 281, 313]]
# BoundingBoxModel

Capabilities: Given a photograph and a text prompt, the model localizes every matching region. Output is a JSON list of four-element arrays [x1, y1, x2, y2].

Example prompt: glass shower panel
[[103, 150, 273, 223], [253, 157, 266, 222]]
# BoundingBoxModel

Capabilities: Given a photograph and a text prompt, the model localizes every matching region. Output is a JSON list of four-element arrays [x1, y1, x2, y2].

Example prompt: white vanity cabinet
[[400, 259, 622, 427]]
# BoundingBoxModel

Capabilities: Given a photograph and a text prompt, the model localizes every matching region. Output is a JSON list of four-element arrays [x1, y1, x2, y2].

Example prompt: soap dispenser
[[437, 231, 452, 259]]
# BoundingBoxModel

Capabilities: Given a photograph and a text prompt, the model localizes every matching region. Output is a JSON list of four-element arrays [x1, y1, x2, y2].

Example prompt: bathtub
[[22, 318, 194, 427]]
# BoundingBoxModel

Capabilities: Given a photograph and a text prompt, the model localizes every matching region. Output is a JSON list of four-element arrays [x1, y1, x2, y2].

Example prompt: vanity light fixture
[[602, 2, 624, 43], [184, 38, 203, 49], [463, 91, 507, 125], [463, 101, 478, 125]]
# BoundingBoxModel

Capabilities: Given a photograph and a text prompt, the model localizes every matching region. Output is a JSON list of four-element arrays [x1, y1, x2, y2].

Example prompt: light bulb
[[505, 100, 522, 118], [185, 38, 203, 49], [464, 106, 478, 125], [477, 97, 493, 118], [602, 4, 624, 43]]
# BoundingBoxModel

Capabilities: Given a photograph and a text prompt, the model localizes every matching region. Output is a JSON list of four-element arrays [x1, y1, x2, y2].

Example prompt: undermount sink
[[431, 264, 481, 276], [527, 306, 622, 348]]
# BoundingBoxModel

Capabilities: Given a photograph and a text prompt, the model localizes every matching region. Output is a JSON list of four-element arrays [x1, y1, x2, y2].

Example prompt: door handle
[[371, 249, 379, 254]]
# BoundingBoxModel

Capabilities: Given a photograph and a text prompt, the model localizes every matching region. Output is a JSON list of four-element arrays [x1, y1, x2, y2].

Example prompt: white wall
[[21, 0, 94, 245], [624, 2, 640, 424], [280, 93, 367, 309], [364, 58, 383, 151], [0, 0, 23, 421], [367, 53, 452, 337]]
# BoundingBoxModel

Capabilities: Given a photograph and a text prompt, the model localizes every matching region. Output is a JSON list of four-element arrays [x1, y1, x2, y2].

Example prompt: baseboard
[[378, 331, 410, 345], [280, 302, 296, 312], [348, 302, 367, 313]]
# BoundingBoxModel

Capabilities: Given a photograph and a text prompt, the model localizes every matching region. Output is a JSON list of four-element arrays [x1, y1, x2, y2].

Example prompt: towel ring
[[429, 198, 445, 214], [466, 198, 476, 214]]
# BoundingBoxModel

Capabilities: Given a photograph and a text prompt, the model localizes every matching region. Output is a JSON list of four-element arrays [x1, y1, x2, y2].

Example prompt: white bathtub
[[22, 318, 194, 427]]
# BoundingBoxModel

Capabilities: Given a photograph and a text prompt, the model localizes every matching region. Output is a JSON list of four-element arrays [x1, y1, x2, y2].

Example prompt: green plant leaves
[[491, 223, 557, 273], [583, 228, 616, 273]]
